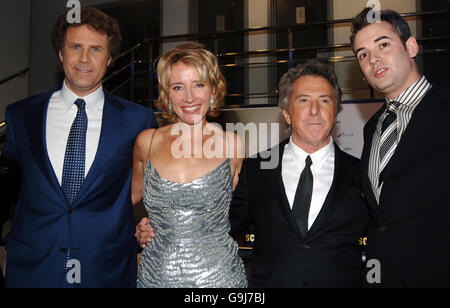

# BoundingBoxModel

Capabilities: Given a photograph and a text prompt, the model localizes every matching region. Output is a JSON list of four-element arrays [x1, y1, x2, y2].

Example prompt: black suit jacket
[[360, 83, 450, 287], [230, 139, 368, 288]]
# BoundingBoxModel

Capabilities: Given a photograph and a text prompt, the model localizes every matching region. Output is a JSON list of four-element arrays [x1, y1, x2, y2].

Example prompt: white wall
[[161, 0, 190, 53], [246, 0, 271, 105]]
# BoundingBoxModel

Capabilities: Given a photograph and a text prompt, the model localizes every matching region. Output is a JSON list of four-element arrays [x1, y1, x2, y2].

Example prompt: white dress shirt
[[282, 137, 335, 231], [46, 82, 104, 185]]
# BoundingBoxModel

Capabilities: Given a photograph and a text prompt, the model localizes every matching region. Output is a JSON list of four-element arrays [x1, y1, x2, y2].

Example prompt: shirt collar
[[287, 137, 335, 171], [385, 75, 431, 109], [60, 81, 105, 117]]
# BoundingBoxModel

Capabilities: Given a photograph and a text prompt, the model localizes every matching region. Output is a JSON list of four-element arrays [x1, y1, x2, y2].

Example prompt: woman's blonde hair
[[155, 42, 227, 123]]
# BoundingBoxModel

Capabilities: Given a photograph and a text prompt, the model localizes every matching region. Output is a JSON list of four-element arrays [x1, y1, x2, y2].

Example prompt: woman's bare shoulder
[[134, 128, 158, 160], [136, 128, 157, 146]]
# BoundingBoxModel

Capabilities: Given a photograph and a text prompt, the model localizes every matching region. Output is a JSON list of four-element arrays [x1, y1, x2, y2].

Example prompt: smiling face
[[168, 61, 212, 125], [59, 25, 111, 97], [283, 75, 336, 153], [353, 21, 420, 99]]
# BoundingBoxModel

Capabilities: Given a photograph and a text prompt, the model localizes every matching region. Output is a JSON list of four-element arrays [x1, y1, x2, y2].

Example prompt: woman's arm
[[131, 129, 155, 206], [227, 131, 245, 191]]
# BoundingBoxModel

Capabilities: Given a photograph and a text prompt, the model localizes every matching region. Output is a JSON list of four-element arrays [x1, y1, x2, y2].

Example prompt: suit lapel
[[360, 106, 385, 212], [378, 84, 449, 188], [307, 145, 351, 236], [24, 88, 67, 206], [270, 139, 304, 241], [74, 91, 125, 206]]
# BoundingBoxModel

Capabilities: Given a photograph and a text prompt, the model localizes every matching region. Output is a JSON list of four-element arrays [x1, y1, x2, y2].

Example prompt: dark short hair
[[278, 59, 342, 114], [350, 7, 412, 50], [51, 6, 122, 59]]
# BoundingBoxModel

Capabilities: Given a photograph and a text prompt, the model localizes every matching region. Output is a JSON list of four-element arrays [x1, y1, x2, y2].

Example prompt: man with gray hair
[[228, 59, 368, 287], [136, 59, 368, 287]]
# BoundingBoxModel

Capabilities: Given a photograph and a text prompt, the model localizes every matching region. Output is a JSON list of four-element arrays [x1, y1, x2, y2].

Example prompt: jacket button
[[68, 208, 74, 214], [300, 244, 311, 250]]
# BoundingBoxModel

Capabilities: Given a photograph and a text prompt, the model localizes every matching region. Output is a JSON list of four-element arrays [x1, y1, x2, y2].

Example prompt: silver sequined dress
[[137, 159, 247, 288]]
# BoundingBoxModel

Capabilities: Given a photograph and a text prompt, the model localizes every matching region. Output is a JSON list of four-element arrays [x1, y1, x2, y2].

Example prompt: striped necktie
[[379, 101, 400, 185]]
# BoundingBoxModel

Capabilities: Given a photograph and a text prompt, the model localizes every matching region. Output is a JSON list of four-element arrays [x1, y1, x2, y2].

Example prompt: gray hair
[[278, 59, 342, 113], [277, 60, 342, 134]]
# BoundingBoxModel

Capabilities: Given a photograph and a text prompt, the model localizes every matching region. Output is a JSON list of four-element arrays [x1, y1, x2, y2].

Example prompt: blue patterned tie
[[61, 98, 88, 205], [61, 99, 87, 275]]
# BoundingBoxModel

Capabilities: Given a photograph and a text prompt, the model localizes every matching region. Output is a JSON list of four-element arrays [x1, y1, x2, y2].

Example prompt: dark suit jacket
[[230, 139, 368, 288], [360, 83, 450, 287], [2, 86, 158, 288]]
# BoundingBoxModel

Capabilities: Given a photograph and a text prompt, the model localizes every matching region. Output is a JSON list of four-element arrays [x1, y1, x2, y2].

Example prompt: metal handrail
[[105, 45, 450, 106], [140, 9, 450, 45], [102, 9, 450, 107], [0, 121, 6, 140], [0, 68, 30, 86], [107, 9, 450, 65], [223, 46, 450, 68], [112, 40, 149, 63], [103, 63, 131, 83], [105, 9, 450, 68], [216, 35, 450, 60]]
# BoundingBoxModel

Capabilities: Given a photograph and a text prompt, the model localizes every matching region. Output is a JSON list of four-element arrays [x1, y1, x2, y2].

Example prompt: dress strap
[[147, 129, 158, 163]]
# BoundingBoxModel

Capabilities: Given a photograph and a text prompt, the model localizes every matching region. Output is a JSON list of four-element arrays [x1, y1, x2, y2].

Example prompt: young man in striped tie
[[351, 7, 450, 287]]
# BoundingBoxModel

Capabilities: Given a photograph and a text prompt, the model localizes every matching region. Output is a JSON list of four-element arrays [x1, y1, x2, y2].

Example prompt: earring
[[168, 101, 173, 112], [209, 97, 215, 111]]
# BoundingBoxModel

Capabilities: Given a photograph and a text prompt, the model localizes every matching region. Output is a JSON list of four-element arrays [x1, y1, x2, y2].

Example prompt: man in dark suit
[[136, 60, 368, 288], [2, 7, 157, 287], [351, 8, 450, 287], [228, 60, 368, 288]]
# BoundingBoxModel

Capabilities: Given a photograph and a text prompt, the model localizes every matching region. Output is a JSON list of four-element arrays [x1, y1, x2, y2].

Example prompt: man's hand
[[135, 217, 155, 249]]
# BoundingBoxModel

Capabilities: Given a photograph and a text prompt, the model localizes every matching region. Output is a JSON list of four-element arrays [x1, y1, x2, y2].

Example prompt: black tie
[[292, 156, 313, 236], [381, 101, 400, 134]]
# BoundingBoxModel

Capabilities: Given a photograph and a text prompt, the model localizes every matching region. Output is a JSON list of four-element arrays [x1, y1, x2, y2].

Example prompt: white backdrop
[[332, 102, 383, 158]]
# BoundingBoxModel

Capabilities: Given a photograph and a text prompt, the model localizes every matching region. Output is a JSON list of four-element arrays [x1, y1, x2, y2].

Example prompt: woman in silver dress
[[132, 42, 247, 288]]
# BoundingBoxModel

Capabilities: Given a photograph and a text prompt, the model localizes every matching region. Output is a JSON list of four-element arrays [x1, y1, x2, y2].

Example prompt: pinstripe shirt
[[368, 75, 432, 203]]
